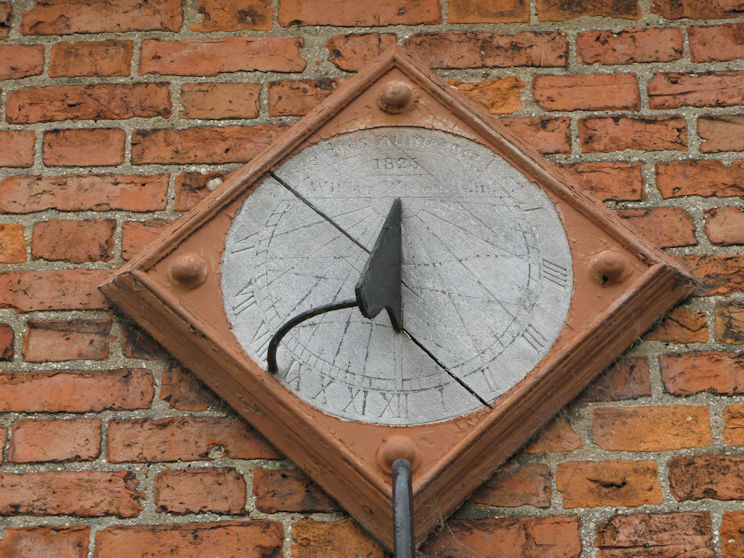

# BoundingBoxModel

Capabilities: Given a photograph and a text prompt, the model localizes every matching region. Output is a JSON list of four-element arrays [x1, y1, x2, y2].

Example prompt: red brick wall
[[0, 1, 743, 556]]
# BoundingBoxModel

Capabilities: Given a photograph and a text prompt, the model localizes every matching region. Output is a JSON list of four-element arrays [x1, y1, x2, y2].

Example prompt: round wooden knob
[[169, 254, 208, 289], [591, 250, 632, 286], [376, 436, 421, 474], [378, 81, 413, 114]]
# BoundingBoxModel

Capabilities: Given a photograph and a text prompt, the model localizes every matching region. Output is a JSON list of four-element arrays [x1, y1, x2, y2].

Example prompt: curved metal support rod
[[393, 458, 414, 558], [267, 298, 358, 374]]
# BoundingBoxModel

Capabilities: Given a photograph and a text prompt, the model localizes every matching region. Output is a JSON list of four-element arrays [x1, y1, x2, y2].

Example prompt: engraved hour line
[[543, 259, 569, 288], [455, 201, 524, 259], [522, 324, 548, 351]]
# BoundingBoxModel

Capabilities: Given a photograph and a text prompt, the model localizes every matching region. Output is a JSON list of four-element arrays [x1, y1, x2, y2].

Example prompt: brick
[[9, 418, 101, 463], [661, 352, 744, 395], [292, 519, 383, 558], [644, 306, 708, 343], [723, 512, 744, 558], [525, 414, 583, 454], [578, 28, 683, 64], [449, 0, 529, 22], [616, 207, 696, 248], [132, 125, 285, 164], [0, 130, 35, 168], [593, 406, 711, 451], [32, 219, 115, 263], [560, 162, 644, 202], [403, 31, 567, 68], [680, 255, 744, 296], [278, 0, 440, 26], [596, 512, 713, 558], [140, 37, 305, 76], [49, 40, 133, 77], [0, 3, 10, 38], [669, 455, 744, 501], [174, 172, 224, 211], [449, 76, 524, 114], [192, 0, 272, 31], [7, 84, 171, 124], [0, 174, 168, 213], [651, 0, 744, 19], [690, 24, 744, 63], [498, 117, 571, 154], [0, 270, 109, 312], [0, 369, 154, 412], [268, 78, 346, 117], [656, 160, 744, 198], [120, 322, 167, 360], [723, 404, 744, 445], [579, 116, 686, 153], [21, 0, 182, 34], [155, 468, 246, 514], [699, 116, 744, 152], [715, 301, 744, 343], [327, 33, 397, 71], [95, 522, 282, 558], [556, 461, 663, 508], [180, 82, 261, 120], [581, 357, 651, 402], [533, 74, 640, 111], [0, 44, 44, 79], [43, 129, 125, 167], [23, 320, 111, 362], [471, 463, 552, 508], [421, 516, 581, 558], [254, 467, 338, 513], [107, 417, 279, 462], [0, 471, 141, 517], [0, 526, 90, 558], [121, 220, 173, 260], [0, 324, 13, 361], [0, 224, 26, 263], [538, 0, 641, 20], [161, 364, 218, 411], [649, 72, 744, 109]]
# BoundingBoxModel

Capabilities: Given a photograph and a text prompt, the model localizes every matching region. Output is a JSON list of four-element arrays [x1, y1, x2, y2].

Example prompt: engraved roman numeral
[[310, 374, 334, 404], [232, 280, 257, 316], [481, 367, 498, 392], [522, 324, 548, 351], [543, 259, 569, 288], [251, 323, 271, 360], [378, 392, 409, 419], [230, 231, 259, 254], [343, 386, 368, 415], [283, 361, 301, 391]]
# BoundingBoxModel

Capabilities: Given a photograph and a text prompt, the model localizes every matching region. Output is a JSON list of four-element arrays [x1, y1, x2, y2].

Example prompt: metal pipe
[[392, 458, 414, 558]]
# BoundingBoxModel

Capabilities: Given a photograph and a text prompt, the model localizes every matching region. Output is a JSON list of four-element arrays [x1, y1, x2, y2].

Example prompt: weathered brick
[[121, 220, 173, 261], [560, 162, 644, 201], [706, 206, 744, 246], [140, 37, 305, 76], [0, 324, 13, 361], [49, 40, 133, 77], [155, 468, 246, 514], [180, 82, 261, 120], [0, 44, 44, 79], [649, 72, 744, 109], [669, 455, 744, 501], [0, 526, 90, 558], [715, 301, 744, 344], [327, 33, 397, 71], [278, 0, 441, 26], [174, 172, 224, 211], [722, 512, 744, 558], [525, 414, 583, 454], [661, 352, 744, 395], [403, 31, 567, 68], [0, 130, 35, 168], [0, 174, 169, 213], [0, 224, 26, 263], [596, 512, 713, 558], [449, 0, 529, 22], [268, 78, 346, 117], [254, 468, 338, 513], [23, 320, 111, 362], [9, 418, 101, 463], [579, 116, 686, 153], [292, 519, 383, 558], [616, 207, 696, 248], [0, 3, 10, 38], [120, 322, 167, 360], [7, 84, 171, 124], [656, 160, 744, 198], [651, 0, 744, 19], [0, 471, 142, 517], [533, 74, 640, 111], [449, 76, 524, 114], [0, 369, 154, 412], [471, 463, 552, 508], [538, 0, 641, 20], [32, 219, 115, 263], [644, 306, 708, 343], [690, 24, 744, 63], [498, 117, 571, 154], [161, 364, 218, 411], [192, 0, 272, 31], [723, 404, 744, 445], [421, 516, 582, 558], [21, 0, 182, 34], [107, 417, 279, 463], [95, 522, 283, 558], [593, 406, 711, 451], [578, 28, 683, 64], [43, 129, 125, 167], [0, 270, 109, 312], [698, 116, 744, 152], [581, 357, 651, 402], [680, 255, 744, 296], [132, 125, 285, 164], [556, 461, 663, 508]]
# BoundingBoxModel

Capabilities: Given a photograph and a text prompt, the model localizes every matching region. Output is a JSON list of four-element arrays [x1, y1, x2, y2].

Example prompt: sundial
[[101, 47, 695, 550]]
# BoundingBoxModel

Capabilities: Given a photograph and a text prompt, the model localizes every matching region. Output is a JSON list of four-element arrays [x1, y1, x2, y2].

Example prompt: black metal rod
[[393, 458, 414, 558], [266, 298, 358, 374]]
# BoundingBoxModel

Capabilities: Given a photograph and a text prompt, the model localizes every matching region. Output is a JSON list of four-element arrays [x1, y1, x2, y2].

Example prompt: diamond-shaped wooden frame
[[100, 47, 695, 549]]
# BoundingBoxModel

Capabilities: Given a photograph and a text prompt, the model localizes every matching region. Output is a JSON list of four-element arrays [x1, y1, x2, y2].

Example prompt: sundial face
[[221, 127, 573, 425]]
